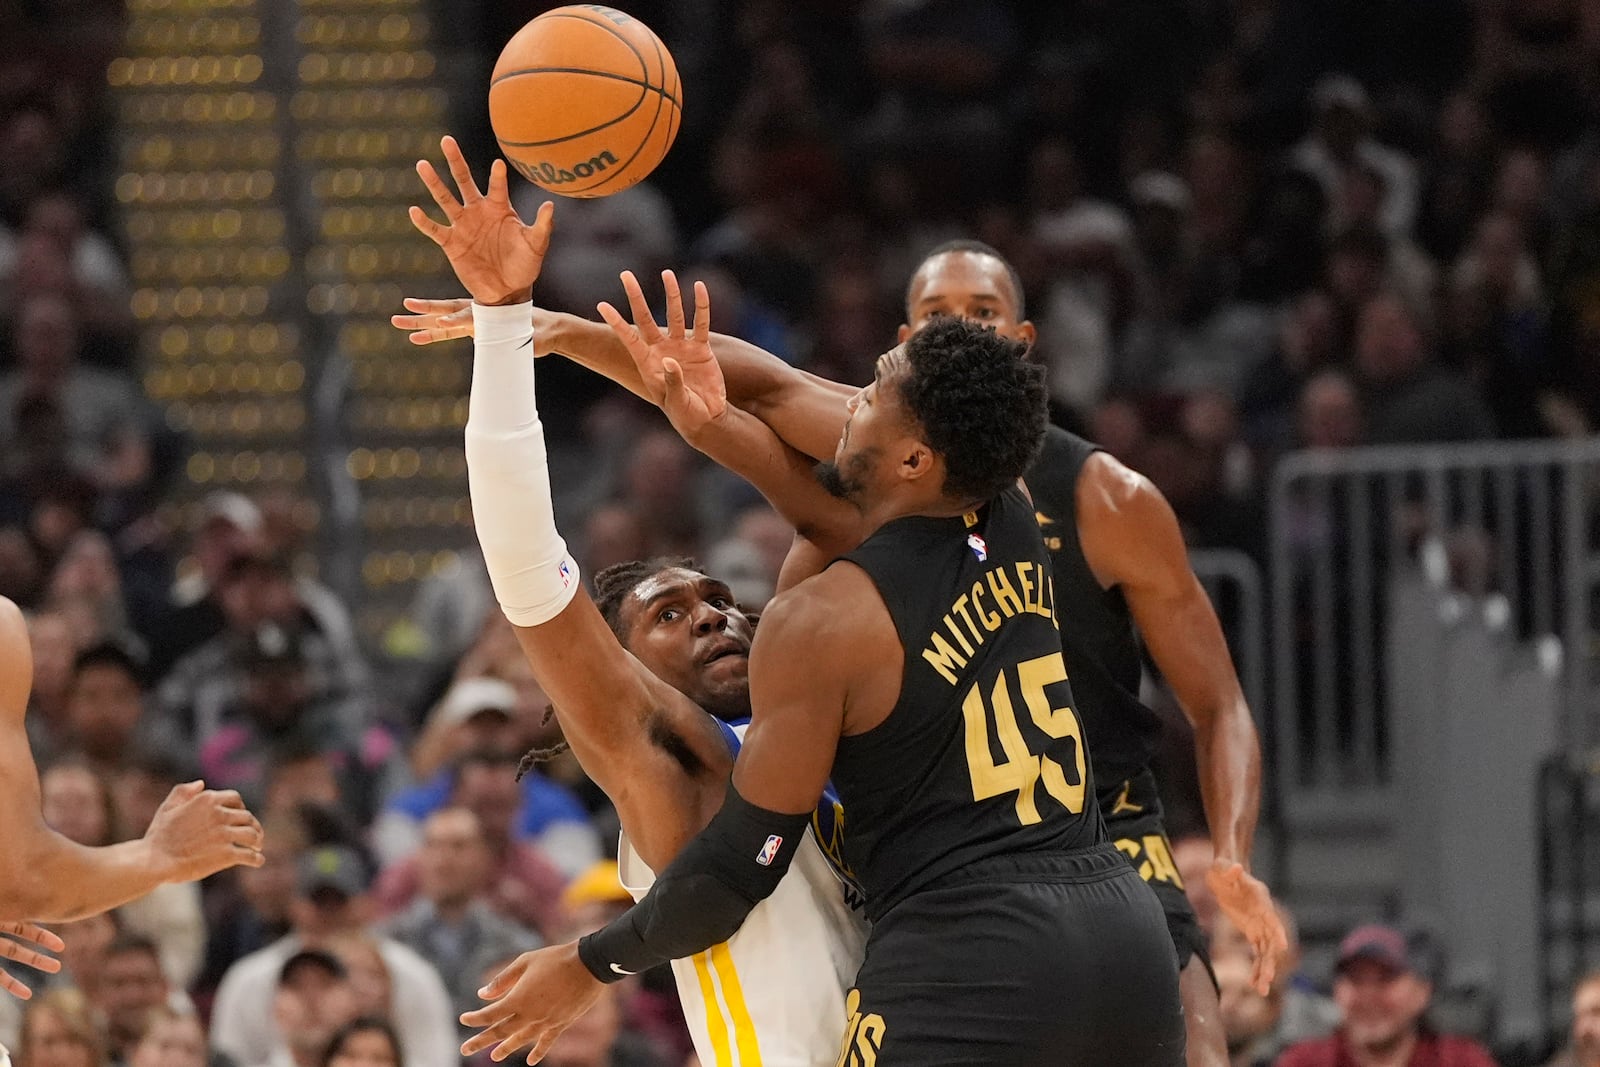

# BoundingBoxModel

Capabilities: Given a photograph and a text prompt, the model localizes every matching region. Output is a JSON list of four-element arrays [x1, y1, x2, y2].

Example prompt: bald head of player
[[817, 316, 1047, 518], [899, 240, 1036, 349]]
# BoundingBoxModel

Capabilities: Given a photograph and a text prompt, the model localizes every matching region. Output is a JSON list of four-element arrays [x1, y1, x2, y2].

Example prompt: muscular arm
[[1075, 453, 1261, 868], [539, 310, 853, 460], [572, 570, 865, 979], [0, 601, 174, 921], [466, 303, 731, 872]]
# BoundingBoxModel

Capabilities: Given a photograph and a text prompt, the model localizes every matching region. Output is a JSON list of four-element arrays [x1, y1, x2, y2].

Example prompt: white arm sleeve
[[464, 301, 581, 628]]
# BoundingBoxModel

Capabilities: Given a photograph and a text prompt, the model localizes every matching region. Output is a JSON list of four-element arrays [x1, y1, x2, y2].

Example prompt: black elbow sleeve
[[578, 782, 811, 982]]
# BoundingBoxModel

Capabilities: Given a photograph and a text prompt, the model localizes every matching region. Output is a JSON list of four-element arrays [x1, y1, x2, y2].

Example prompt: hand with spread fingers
[[409, 135, 554, 307], [598, 269, 726, 438], [143, 780, 265, 884], [459, 943, 601, 1064], [0, 922, 63, 1000], [1207, 860, 1288, 995]]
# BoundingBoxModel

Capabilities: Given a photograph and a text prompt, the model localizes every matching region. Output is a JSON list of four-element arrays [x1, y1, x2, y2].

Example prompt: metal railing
[[1268, 438, 1600, 817]]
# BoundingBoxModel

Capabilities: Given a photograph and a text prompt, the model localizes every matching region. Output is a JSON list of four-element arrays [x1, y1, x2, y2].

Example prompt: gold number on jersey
[[961, 651, 1086, 824]]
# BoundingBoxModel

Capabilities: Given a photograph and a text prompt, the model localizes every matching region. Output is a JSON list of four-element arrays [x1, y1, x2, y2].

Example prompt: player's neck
[[855, 489, 976, 534]]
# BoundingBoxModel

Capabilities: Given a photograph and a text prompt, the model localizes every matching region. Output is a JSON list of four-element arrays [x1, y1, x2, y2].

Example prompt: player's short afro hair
[[593, 556, 698, 640], [896, 317, 1047, 504]]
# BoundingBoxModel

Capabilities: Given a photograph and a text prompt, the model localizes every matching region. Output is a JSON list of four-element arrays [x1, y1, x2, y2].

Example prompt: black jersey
[[1025, 426, 1164, 789], [831, 485, 1103, 922]]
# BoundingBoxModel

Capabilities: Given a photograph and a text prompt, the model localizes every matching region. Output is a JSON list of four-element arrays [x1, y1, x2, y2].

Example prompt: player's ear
[[899, 442, 935, 483], [896, 323, 912, 344], [1015, 319, 1038, 352]]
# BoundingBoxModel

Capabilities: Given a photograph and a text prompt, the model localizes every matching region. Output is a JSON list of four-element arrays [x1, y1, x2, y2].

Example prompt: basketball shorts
[[835, 844, 1185, 1067], [1101, 770, 1212, 980]]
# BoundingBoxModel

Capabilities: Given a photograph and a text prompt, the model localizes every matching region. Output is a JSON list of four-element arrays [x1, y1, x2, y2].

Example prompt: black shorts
[[1101, 770, 1210, 977], [837, 845, 1185, 1067]]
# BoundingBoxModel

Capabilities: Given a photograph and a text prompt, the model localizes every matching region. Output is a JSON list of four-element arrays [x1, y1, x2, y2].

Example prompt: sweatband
[[577, 782, 810, 982], [464, 301, 581, 628]]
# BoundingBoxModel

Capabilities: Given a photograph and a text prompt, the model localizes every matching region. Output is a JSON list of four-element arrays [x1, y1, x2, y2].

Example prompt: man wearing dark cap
[[209, 845, 455, 1067], [1276, 924, 1499, 1067], [259, 948, 358, 1067]]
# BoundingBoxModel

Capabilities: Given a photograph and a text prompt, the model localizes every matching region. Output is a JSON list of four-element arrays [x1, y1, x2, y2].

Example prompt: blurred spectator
[[1297, 371, 1365, 451], [582, 504, 651, 579], [209, 846, 456, 1067], [199, 808, 309, 998], [1239, 290, 1343, 454], [0, 293, 149, 491], [0, 188, 132, 347], [406, 677, 525, 785], [91, 933, 179, 1066], [63, 642, 153, 779], [325, 934, 394, 1024], [196, 623, 399, 823], [17, 987, 107, 1067], [1543, 971, 1600, 1067], [153, 492, 263, 675], [511, 184, 677, 318], [704, 504, 791, 613], [260, 949, 360, 1067], [126, 1006, 210, 1067], [1275, 924, 1500, 1067], [1292, 76, 1419, 238], [374, 750, 576, 935], [534, 983, 668, 1067], [25, 609, 85, 757], [560, 861, 634, 934], [1214, 908, 1340, 1064], [620, 430, 707, 560], [1352, 293, 1496, 445], [320, 1018, 404, 1067], [382, 807, 543, 1037]]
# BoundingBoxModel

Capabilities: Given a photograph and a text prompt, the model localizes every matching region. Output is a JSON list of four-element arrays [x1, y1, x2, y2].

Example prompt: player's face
[[899, 252, 1035, 348], [818, 349, 924, 504], [1574, 980, 1600, 1063], [1333, 959, 1430, 1051], [621, 568, 755, 721]]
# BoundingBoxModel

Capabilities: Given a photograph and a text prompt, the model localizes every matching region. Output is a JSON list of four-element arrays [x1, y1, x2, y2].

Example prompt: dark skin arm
[[392, 300, 856, 460], [460, 564, 898, 1064], [1075, 452, 1287, 991], [408, 135, 733, 871]]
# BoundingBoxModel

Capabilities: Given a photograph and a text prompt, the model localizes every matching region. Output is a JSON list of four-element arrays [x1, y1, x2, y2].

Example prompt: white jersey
[[618, 722, 868, 1067]]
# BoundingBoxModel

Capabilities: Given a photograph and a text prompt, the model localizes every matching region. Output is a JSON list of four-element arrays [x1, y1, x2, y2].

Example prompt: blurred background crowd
[[1, 0, 1598, 1065]]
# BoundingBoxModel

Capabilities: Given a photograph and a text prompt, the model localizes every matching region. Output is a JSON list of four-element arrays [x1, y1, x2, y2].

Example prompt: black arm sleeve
[[576, 782, 811, 982]]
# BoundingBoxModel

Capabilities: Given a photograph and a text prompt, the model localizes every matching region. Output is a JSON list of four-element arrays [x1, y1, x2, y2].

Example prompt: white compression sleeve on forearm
[[464, 301, 581, 628]]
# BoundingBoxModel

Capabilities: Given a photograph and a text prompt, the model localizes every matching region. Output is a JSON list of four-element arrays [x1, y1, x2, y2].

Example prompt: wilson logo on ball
[[510, 150, 620, 187]]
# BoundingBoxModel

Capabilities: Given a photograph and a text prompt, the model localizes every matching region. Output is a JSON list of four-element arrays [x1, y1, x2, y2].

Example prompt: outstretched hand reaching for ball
[[409, 135, 553, 306], [598, 269, 727, 439]]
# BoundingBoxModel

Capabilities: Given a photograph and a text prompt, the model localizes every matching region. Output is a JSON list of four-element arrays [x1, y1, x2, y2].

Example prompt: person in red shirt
[[1276, 925, 1500, 1067]]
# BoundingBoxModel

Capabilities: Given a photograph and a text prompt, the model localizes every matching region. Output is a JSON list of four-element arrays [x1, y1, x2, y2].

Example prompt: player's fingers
[[479, 956, 529, 1000], [693, 280, 711, 343], [491, 1020, 545, 1062], [0, 936, 60, 974], [487, 157, 509, 203], [0, 923, 64, 953], [525, 1029, 560, 1064], [415, 160, 463, 218], [0, 969, 34, 1001], [524, 199, 555, 262], [662, 270, 685, 337], [403, 297, 471, 314], [408, 206, 449, 247], [409, 325, 471, 346], [440, 136, 484, 202], [460, 1012, 520, 1056], [597, 301, 649, 362], [619, 271, 661, 344]]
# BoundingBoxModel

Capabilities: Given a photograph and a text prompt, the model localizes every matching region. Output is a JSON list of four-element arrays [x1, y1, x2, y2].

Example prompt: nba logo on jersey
[[756, 834, 782, 866], [967, 534, 988, 561], [558, 559, 574, 587]]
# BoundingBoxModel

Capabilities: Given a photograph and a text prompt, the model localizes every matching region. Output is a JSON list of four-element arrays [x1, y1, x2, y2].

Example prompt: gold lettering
[[854, 1014, 887, 1066], [1044, 573, 1059, 625], [1016, 562, 1038, 616], [943, 614, 975, 657], [1115, 836, 1153, 881], [921, 632, 969, 685], [987, 567, 1023, 617], [950, 595, 985, 648], [971, 580, 1002, 631], [1142, 834, 1183, 888]]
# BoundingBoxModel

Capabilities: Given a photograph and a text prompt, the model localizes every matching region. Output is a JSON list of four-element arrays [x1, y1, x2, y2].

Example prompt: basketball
[[488, 6, 681, 199]]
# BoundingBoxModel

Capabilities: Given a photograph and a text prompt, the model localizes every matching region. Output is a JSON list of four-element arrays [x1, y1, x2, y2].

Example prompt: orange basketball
[[488, 6, 681, 199]]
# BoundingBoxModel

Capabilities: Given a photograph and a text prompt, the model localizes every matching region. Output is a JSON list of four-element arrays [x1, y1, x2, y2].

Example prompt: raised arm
[[1075, 452, 1287, 992], [409, 136, 730, 872], [392, 301, 854, 460], [594, 269, 865, 555], [0, 600, 263, 927], [460, 571, 859, 1063]]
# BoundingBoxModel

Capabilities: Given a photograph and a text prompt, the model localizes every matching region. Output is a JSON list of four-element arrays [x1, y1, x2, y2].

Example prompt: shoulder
[[763, 563, 886, 645], [1075, 450, 1152, 523], [1430, 1034, 1498, 1066]]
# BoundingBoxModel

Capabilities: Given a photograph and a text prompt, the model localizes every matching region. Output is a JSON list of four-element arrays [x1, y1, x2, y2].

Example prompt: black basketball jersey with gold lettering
[[1026, 426, 1163, 789], [831, 485, 1103, 922]]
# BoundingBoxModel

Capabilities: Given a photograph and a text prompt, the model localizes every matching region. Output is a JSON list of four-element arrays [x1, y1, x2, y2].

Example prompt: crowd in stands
[[0, 0, 1597, 1064]]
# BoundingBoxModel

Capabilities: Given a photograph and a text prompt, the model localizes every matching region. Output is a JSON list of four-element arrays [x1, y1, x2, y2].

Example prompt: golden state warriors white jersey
[[618, 723, 869, 1067]]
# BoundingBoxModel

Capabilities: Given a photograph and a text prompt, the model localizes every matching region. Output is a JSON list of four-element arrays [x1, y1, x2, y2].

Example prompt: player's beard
[[815, 449, 873, 502]]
